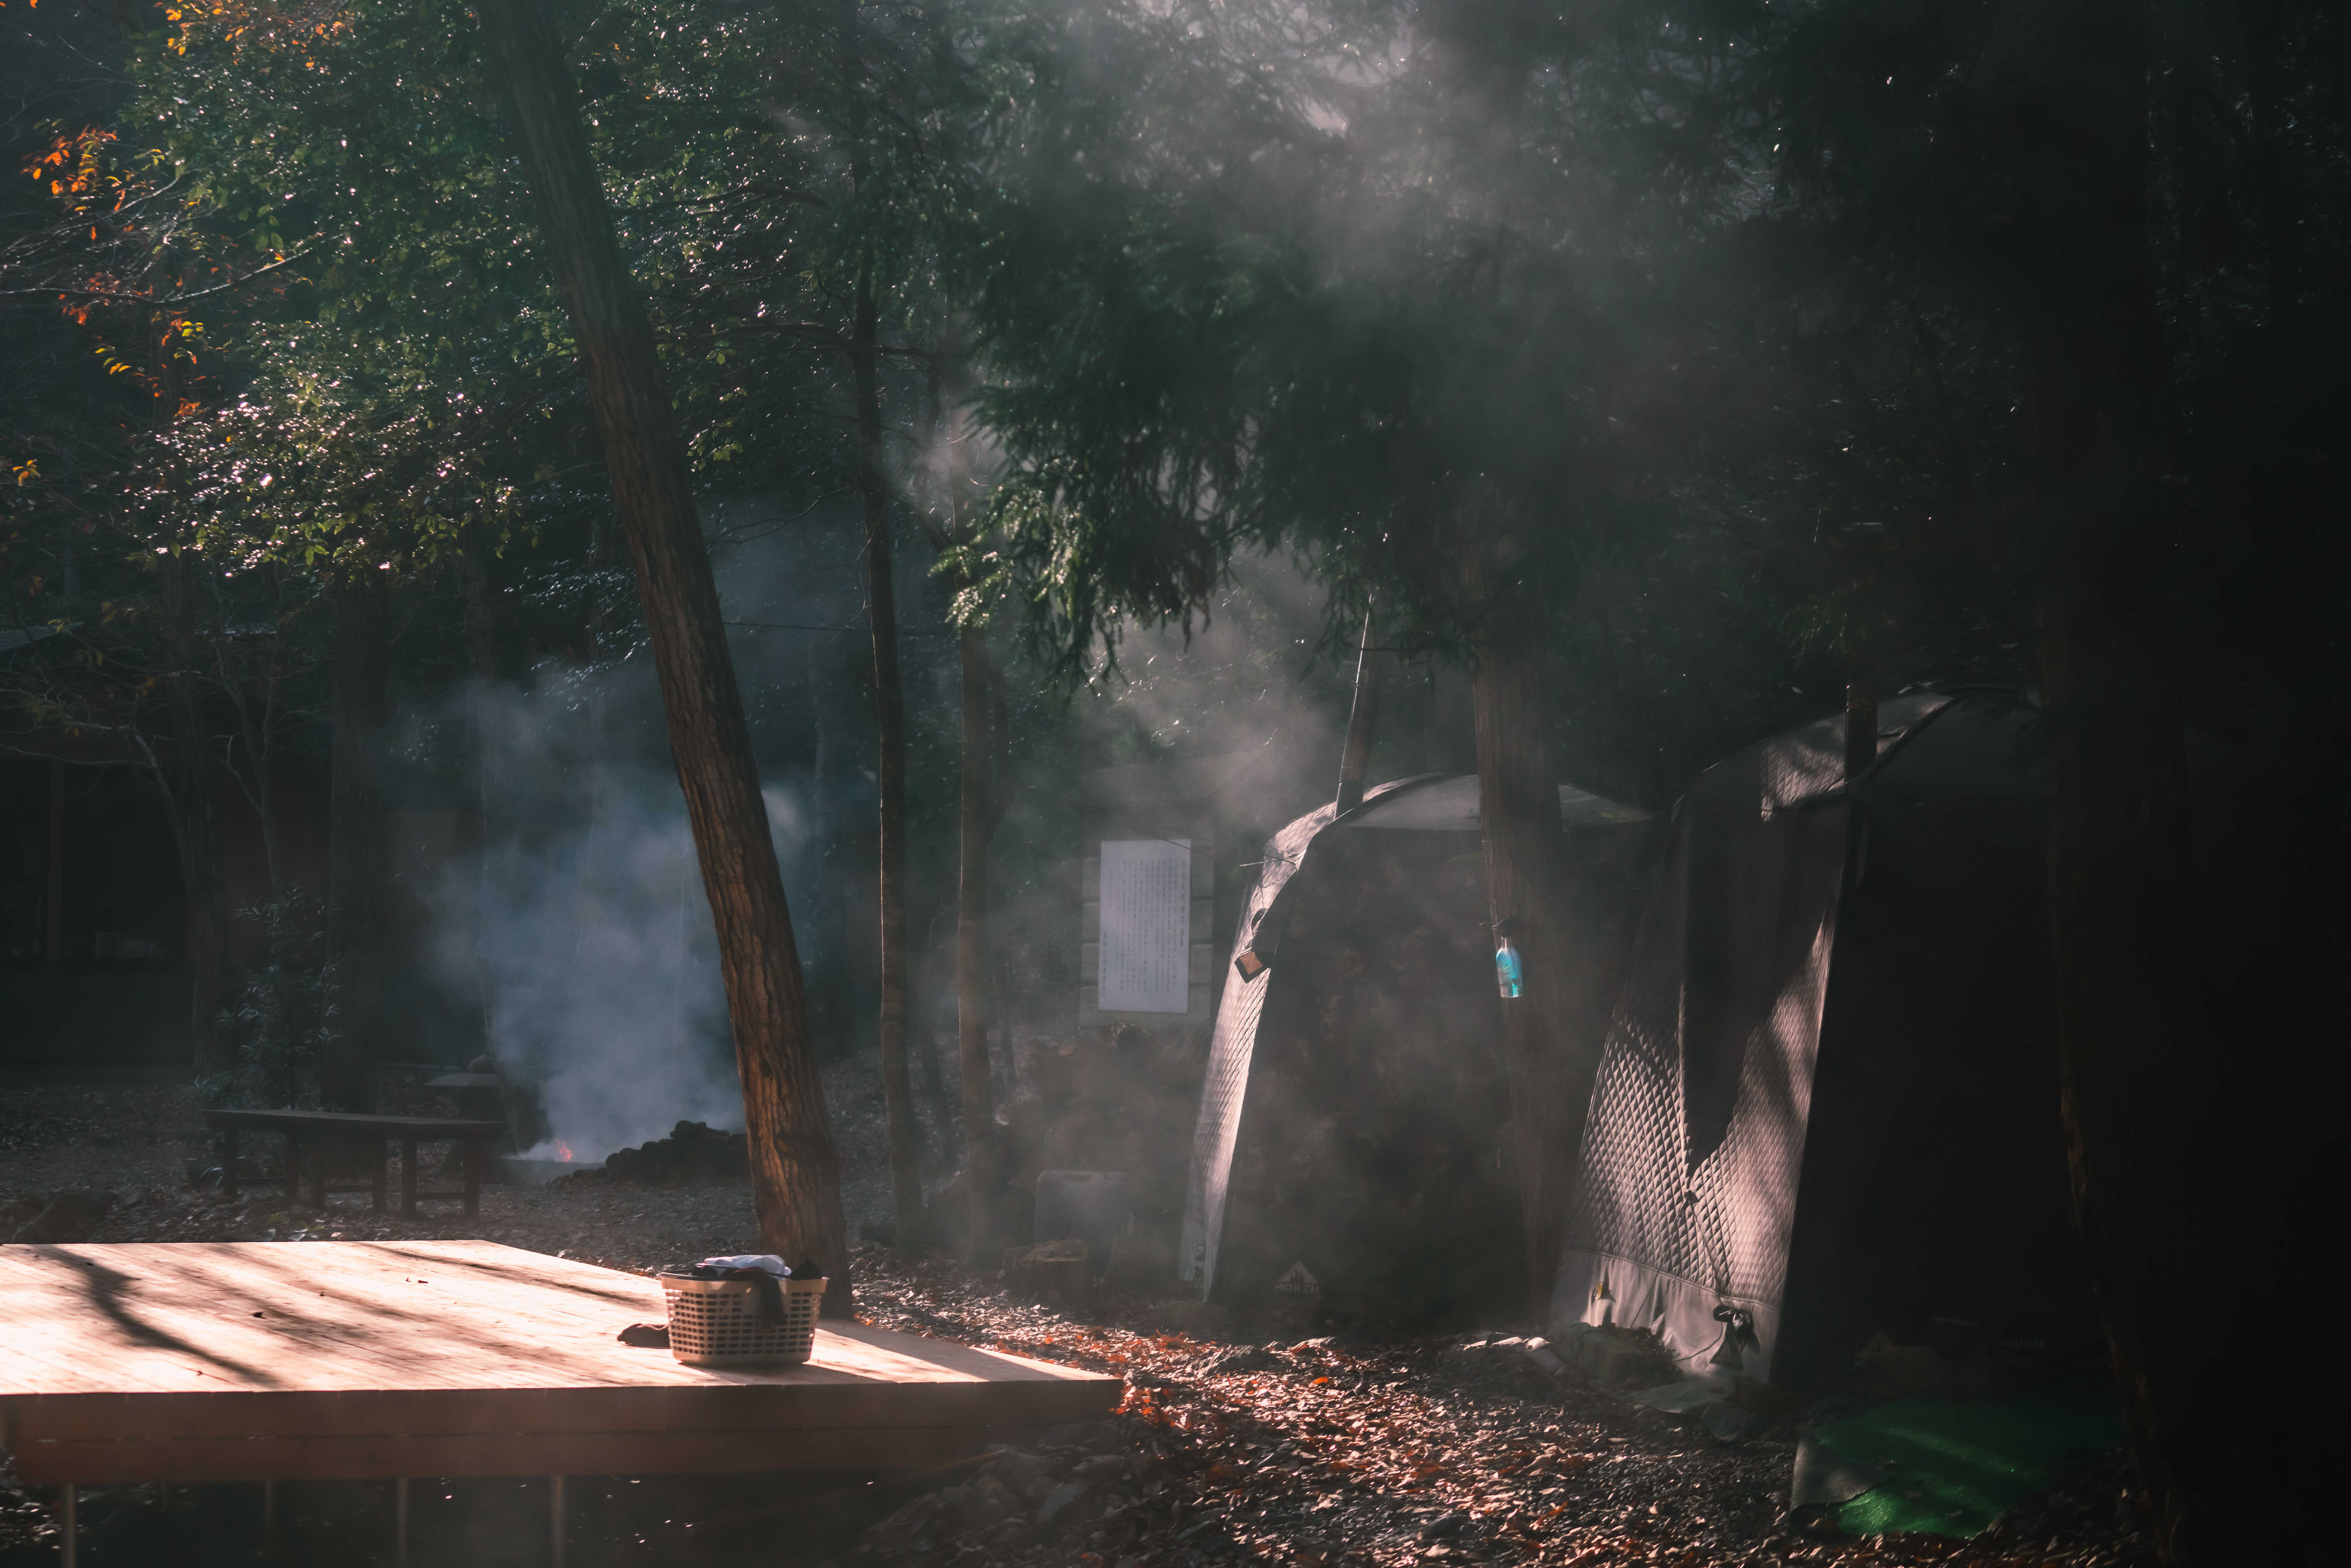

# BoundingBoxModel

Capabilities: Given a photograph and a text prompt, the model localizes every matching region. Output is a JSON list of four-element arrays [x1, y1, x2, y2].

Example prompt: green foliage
[[949, 0, 2351, 793], [203, 885, 341, 1109], [955, 0, 1760, 645], [943, 0, 1848, 796], [122, 0, 574, 574], [12, 0, 2341, 841]]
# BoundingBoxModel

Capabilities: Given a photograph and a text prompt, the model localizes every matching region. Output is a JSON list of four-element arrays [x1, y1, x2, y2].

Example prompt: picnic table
[[201, 1108, 508, 1217]]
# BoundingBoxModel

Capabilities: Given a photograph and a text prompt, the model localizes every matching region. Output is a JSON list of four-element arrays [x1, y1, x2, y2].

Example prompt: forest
[[1, 0, 2344, 1562]]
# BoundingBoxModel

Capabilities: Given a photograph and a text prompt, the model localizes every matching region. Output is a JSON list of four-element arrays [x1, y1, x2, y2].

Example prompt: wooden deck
[[0, 1241, 1121, 1484]]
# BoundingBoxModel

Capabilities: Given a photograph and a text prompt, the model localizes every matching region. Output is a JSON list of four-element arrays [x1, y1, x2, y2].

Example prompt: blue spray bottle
[[1494, 916, 1525, 999]]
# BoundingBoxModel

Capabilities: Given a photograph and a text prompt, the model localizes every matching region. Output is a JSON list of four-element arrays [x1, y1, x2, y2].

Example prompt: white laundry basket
[[659, 1274, 826, 1366]]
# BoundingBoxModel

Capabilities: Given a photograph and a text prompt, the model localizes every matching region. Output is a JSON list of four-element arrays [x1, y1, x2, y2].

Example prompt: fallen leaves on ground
[[842, 1248, 2157, 1568]]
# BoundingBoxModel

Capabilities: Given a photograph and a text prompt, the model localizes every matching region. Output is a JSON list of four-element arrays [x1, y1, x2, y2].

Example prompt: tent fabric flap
[[1549, 717, 1889, 1380], [1179, 796, 1344, 1293], [1555, 1247, 1787, 1383]]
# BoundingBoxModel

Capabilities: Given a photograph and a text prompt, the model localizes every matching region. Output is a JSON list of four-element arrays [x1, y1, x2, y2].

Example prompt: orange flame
[[554, 1141, 574, 1162]]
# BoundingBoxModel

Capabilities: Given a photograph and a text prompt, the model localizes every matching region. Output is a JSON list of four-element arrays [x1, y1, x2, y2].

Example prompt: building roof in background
[[0, 621, 269, 656], [0, 624, 64, 656]]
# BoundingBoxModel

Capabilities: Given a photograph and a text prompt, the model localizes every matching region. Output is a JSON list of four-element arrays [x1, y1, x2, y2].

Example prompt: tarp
[[1549, 694, 1954, 1382], [1799, 1388, 2123, 1537]]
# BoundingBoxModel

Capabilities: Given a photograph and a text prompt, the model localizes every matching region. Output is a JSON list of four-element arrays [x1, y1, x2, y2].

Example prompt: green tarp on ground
[[1812, 1387, 2124, 1538]]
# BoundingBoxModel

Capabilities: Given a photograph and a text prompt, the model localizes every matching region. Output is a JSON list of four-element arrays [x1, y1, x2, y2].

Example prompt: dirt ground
[[0, 1077, 2156, 1568]]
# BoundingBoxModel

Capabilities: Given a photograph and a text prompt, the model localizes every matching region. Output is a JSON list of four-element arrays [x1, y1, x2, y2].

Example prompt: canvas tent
[[1179, 775, 1649, 1323], [1550, 690, 2119, 1388]]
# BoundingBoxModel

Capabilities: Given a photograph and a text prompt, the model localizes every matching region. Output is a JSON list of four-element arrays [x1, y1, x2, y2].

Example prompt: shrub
[[200, 887, 340, 1109]]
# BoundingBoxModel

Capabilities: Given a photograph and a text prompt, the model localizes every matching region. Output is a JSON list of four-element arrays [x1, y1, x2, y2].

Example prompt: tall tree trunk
[[209, 569, 285, 898], [927, 337, 1007, 1245], [475, 0, 853, 1312], [567, 518, 616, 1047], [2017, 2, 2214, 1557], [157, 543, 233, 1077], [324, 567, 389, 1112], [808, 693, 853, 1058], [929, 338, 1005, 1254], [915, 980, 955, 1168], [839, 0, 925, 1243], [463, 530, 502, 1060], [43, 760, 63, 973], [907, 895, 956, 1168], [143, 277, 234, 1077], [2241, 0, 2300, 335], [1415, 0, 1588, 1313], [853, 256, 926, 1243], [953, 619, 1003, 1254], [1462, 515, 1597, 1315], [2040, 547, 2203, 1556]]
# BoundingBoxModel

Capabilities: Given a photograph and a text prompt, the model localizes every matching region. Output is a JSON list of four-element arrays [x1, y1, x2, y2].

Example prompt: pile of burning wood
[[569, 1121, 749, 1185]]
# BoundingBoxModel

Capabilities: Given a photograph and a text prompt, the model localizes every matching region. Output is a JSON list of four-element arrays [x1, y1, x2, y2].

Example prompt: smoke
[[1073, 548, 1478, 831], [402, 507, 871, 1164], [391, 506, 1440, 1175], [380, 516, 1469, 1177], [416, 674, 812, 1162], [1083, 551, 1349, 803]]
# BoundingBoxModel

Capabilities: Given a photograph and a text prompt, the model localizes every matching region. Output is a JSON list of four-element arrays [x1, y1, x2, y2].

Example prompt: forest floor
[[0, 1077, 2156, 1568]]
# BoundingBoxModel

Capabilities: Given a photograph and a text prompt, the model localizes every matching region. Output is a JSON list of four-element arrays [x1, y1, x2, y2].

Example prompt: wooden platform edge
[[4, 1423, 1018, 1483], [2, 1374, 1125, 1443]]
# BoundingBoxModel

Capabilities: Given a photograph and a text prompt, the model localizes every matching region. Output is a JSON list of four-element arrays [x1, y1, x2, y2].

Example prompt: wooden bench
[[202, 1109, 508, 1217]]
